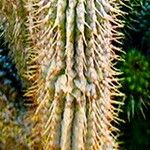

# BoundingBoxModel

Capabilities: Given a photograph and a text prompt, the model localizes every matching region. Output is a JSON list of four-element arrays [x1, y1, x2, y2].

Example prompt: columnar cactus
[[0, 0, 125, 149]]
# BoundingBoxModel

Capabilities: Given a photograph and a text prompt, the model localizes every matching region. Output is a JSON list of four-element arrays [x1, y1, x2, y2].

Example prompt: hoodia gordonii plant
[[0, 0, 126, 149]]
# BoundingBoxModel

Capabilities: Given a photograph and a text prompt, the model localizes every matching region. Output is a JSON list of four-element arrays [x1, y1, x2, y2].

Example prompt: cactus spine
[[0, 0, 125, 149]]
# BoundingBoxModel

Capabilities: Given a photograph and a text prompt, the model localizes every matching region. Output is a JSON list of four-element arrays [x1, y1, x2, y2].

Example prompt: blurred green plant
[[138, 1, 150, 52], [119, 113, 150, 150], [123, 0, 150, 54], [119, 1, 150, 149], [120, 48, 150, 120]]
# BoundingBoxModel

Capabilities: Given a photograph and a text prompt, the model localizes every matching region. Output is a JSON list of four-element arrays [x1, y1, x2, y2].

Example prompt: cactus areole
[[0, 0, 125, 149]]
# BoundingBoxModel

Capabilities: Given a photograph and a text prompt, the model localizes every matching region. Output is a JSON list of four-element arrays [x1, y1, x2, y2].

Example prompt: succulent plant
[[120, 48, 150, 120], [0, 0, 126, 149]]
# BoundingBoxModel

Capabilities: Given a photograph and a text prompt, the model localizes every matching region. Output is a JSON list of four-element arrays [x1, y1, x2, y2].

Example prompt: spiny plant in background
[[138, 0, 150, 53], [118, 0, 150, 149], [0, 0, 126, 149], [118, 49, 150, 150], [120, 48, 150, 120], [123, 0, 150, 54]]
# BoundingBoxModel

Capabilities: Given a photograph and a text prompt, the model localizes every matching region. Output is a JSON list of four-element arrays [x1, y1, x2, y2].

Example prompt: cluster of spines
[[0, 0, 126, 149]]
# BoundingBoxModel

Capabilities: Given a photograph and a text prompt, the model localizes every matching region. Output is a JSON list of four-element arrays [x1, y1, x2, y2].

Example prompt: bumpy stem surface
[[0, 0, 125, 149]]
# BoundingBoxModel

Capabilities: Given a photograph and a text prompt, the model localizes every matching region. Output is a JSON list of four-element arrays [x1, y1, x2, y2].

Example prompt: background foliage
[[119, 0, 150, 149]]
